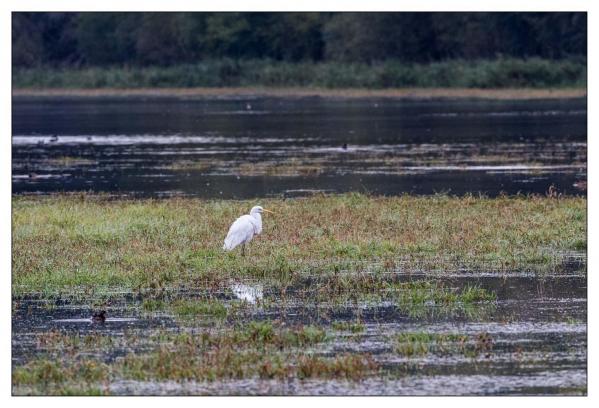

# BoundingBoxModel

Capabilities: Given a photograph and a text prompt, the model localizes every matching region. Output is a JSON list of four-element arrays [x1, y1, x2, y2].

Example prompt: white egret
[[223, 206, 274, 256]]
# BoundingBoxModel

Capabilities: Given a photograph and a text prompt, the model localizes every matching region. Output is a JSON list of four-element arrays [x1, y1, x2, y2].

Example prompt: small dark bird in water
[[342, 143, 348, 150], [91, 310, 107, 323], [573, 180, 587, 191], [49, 135, 58, 142], [475, 332, 493, 358]]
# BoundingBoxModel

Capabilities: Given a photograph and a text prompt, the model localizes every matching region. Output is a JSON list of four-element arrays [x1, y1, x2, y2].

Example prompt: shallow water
[[12, 96, 586, 197], [12, 270, 586, 395], [11, 95, 587, 395]]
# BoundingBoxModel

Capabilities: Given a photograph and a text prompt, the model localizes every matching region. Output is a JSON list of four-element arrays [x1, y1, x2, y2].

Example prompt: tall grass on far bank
[[13, 58, 586, 90]]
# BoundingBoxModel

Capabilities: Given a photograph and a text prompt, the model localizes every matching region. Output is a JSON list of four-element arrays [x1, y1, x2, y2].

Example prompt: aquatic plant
[[393, 331, 499, 358], [171, 299, 228, 320], [332, 321, 366, 333], [394, 332, 468, 356]]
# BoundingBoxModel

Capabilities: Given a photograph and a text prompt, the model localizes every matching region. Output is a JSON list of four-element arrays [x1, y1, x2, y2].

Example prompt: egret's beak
[[262, 209, 275, 214]]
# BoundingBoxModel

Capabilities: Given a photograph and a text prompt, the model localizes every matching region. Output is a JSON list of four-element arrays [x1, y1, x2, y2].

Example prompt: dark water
[[12, 270, 586, 395], [12, 96, 586, 198]]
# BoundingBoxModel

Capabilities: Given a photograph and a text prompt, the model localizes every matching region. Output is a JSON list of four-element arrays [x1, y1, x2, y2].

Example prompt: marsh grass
[[164, 160, 213, 171], [27, 322, 328, 355], [332, 321, 366, 333], [47, 157, 97, 167], [395, 281, 496, 305], [12, 322, 362, 394], [159, 145, 586, 178], [12, 193, 586, 297], [393, 331, 495, 358], [394, 332, 469, 356], [12, 358, 109, 387], [36, 330, 115, 351], [121, 348, 377, 382], [285, 276, 497, 314], [171, 299, 228, 320], [237, 159, 326, 177], [141, 298, 166, 312], [13, 58, 586, 89]]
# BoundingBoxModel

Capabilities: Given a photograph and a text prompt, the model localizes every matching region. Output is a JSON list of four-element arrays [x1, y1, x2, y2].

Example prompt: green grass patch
[[176, 322, 328, 349], [332, 321, 366, 333], [170, 299, 228, 320], [394, 281, 496, 306], [141, 298, 166, 312], [12, 193, 586, 297], [393, 331, 494, 357], [13, 322, 354, 394], [13, 359, 109, 386], [36, 330, 115, 351], [394, 332, 468, 356]]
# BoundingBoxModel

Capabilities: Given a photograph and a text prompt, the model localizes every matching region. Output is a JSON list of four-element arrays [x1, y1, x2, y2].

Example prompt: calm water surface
[[12, 96, 587, 197]]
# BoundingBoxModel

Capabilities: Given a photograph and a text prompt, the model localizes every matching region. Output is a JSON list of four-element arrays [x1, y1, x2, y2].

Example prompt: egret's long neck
[[250, 212, 262, 224], [250, 211, 263, 234]]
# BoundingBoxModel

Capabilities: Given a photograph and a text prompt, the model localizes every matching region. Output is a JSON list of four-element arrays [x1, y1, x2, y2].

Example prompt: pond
[[12, 96, 586, 198]]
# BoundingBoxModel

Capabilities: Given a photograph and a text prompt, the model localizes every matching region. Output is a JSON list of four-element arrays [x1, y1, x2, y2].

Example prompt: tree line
[[13, 12, 586, 67]]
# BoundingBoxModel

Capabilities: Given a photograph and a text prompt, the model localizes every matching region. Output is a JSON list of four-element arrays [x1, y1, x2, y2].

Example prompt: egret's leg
[[242, 244, 246, 257]]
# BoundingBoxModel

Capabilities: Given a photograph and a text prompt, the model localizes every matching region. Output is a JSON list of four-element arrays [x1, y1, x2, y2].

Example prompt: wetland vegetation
[[13, 58, 586, 90], [12, 193, 585, 296], [12, 94, 586, 395], [11, 193, 586, 395]]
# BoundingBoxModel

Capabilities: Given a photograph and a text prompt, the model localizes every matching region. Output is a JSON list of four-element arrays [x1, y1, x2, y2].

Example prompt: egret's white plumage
[[223, 206, 273, 255]]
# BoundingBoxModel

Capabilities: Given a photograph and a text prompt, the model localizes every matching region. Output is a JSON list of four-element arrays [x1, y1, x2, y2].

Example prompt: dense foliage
[[12, 58, 586, 89], [13, 12, 586, 67]]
